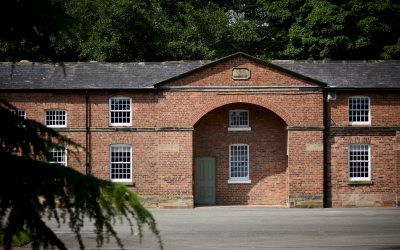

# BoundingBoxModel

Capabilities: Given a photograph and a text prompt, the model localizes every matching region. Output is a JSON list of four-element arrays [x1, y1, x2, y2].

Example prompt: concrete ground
[[18, 207, 400, 250]]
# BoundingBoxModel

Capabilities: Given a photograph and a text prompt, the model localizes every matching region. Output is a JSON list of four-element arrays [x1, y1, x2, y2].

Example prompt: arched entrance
[[193, 103, 288, 206]]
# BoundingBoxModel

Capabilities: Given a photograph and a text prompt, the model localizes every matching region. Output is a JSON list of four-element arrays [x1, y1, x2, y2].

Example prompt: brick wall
[[329, 92, 400, 127], [397, 131, 400, 206], [89, 91, 157, 128], [328, 132, 398, 207], [287, 130, 324, 207], [0, 92, 88, 174], [157, 90, 324, 127], [89, 131, 158, 194], [327, 92, 400, 207], [1, 92, 87, 128]]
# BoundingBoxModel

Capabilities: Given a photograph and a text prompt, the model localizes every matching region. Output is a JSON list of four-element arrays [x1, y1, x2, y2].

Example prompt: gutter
[[325, 87, 400, 91]]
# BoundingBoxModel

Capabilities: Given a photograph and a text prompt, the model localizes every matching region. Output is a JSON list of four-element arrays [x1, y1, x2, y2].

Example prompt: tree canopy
[[0, 99, 162, 250], [1, 0, 399, 61]]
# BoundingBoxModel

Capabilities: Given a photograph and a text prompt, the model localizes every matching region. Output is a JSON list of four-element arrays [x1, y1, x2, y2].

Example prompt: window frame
[[47, 146, 67, 167], [11, 109, 26, 127], [228, 144, 251, 184], [348, 96, 371, 125], [348, 144, 371, 181], [228, 110, 251, 131], [109, 144, 133, 183], [109, 97, 132, 127], [45, 109, 67, 128]]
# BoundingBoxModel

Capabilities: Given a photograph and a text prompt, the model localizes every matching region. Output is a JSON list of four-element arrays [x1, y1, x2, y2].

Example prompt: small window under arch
[[228, 110, 251, 131]]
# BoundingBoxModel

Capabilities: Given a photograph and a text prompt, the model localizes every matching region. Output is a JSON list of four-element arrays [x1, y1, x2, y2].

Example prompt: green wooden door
[[195, 157, 216, 205]]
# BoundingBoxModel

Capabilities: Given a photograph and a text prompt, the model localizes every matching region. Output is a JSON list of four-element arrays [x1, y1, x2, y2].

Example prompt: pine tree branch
[[32, 213, 67, 250]]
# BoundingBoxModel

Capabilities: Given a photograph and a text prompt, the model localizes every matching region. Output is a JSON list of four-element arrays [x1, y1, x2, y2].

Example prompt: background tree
[[1, 0, 399, 61], [282, 0, 400, 59], [58, 0, 165, 61], [0, 0, 69, 61], [0, 99, 162, 250]]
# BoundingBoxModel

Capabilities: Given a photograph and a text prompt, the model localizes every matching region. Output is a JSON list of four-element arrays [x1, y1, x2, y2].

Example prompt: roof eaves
[[325, 86, 400, 91]]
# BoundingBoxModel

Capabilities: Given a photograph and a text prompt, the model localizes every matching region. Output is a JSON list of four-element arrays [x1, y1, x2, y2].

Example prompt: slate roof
[[0, 61, 210, 90], [273, 60, 400, 89], [0, 53, 399, 90]]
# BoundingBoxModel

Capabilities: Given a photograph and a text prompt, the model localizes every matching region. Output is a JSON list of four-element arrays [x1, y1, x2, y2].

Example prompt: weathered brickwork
[[157, 90, 324, 127], [89, 91, 157, 128], [1, 56, 398, 208], [329, 92, 400, 127], [397, 131, 400, 207], [288, 130, 324, 208], [327, 92, 400, 207], [1, 92, 87, 128], [328, 132, 398, 207]]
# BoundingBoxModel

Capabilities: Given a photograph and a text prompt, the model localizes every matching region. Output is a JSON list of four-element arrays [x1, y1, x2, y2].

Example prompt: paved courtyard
[[19, 207, 400, 249]]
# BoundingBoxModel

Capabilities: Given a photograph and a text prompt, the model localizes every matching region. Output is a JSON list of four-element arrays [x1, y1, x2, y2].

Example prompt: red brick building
[[1, 53, 399, 208]]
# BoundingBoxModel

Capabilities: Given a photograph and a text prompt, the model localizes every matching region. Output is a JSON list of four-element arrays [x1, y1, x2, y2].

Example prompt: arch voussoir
[[191, 95, 292, 127]]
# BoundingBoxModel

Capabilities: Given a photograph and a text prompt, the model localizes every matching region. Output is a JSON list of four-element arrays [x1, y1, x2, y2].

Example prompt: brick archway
[[193, 103, 289, 206]]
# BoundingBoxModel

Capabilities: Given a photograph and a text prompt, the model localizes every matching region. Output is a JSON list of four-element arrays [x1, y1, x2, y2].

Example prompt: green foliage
[[285, 0, 350, 59], [159, 2, 226, 60], [0, 99, 162, 250], [0, 229, 32, 247], [58, 0, 164, 61], [0, 0, 70, 61], [282, 0, 400, 59], [1, 0, 400, 61]]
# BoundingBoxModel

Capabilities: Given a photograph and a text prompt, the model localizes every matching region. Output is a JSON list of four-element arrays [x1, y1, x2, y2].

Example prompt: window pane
[[110, 98, 131, 125], [45, 110, 66, 127], [349, 97, 370, 123], [110, 145, 132, 181], [47, 147, 67, 166], [349, 144, 370, 180], [11, 109, 26, 126], [229, 110, 249, 127], [230, 145, 249, 179]]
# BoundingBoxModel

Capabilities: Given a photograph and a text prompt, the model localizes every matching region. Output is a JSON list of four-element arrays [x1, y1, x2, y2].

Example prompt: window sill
[[228, 179, 251, 184], [111, 181, 135, 187], [348, 180, 373, 185], [109, 124, 132, 127], [348, 123, 371, 126], [228, 127, 251, 131]]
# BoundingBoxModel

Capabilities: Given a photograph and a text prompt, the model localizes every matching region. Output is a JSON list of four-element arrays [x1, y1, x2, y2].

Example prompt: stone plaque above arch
[[232, 67, 251, 80]]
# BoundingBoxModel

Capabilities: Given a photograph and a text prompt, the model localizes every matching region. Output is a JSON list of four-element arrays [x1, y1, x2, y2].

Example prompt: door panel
[[195, 157, 216, 205]]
